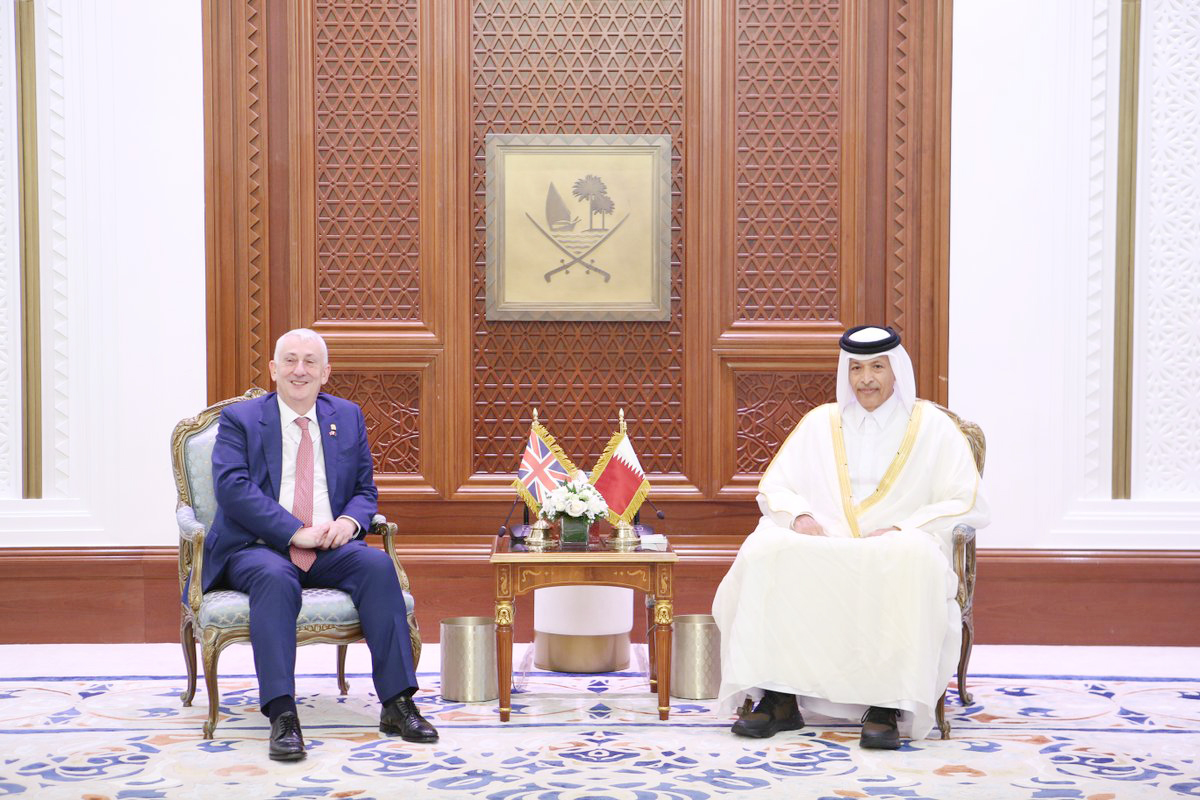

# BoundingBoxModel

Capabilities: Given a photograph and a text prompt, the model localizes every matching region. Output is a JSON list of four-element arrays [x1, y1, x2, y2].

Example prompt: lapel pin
[[330, 423, 337, 437]]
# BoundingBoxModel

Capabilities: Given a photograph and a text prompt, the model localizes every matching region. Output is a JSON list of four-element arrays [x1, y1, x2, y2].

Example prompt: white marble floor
[[0, 641, 1196, 679]]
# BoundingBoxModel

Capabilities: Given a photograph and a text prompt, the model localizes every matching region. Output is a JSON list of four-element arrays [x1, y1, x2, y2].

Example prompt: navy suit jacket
[[203, 391, 378, 591]]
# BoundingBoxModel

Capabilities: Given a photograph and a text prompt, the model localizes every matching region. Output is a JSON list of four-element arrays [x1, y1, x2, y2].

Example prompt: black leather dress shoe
[[730, 689, 805, 739], [380, 695, 439, 743], [268, 711, 306, 761], [860, 706, 902, 749]]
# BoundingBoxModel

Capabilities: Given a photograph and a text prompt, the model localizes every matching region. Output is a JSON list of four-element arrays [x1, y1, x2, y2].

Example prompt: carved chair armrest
[[951, 524, 977, 609], [369, 513, 411, 593], [176, 505, 204, 543], [176, 505, 207, 615]]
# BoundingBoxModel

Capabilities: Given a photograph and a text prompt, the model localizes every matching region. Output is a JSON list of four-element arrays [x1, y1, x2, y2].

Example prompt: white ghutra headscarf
[[835, 325, 917, 413]]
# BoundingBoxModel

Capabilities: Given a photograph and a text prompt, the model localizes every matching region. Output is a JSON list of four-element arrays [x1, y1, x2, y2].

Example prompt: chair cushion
[[197, 587, 416, 630]]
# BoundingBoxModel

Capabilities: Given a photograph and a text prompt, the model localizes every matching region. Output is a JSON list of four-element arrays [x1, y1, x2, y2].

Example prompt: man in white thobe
[[712, 325, 988, 748]]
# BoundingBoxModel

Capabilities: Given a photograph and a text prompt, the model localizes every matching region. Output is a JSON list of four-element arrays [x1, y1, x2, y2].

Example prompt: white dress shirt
[[277, 396, 335, 527], [840, 393, 907, 504]]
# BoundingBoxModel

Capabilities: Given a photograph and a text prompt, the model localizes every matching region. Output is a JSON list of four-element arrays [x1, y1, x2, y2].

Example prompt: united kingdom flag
[[512, 422, 574, 515]]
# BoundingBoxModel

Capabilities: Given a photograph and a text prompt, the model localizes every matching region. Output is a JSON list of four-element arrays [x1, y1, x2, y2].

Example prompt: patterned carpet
[[0, 665, 1197, 799]]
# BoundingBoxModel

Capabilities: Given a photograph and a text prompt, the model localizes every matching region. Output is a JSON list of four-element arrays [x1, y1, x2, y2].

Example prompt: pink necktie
[[288, 417, 317, 571]]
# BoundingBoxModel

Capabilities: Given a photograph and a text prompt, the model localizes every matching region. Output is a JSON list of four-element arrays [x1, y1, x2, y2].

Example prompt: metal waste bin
[[440, 616, 498, 702], [670, 614, 721, 700]]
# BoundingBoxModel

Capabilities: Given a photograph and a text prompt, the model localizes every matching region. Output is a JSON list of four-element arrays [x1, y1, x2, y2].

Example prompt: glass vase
[[559, 516, 590, 544]]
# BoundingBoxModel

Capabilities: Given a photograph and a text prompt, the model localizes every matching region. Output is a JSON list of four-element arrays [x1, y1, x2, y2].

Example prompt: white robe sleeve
[[893, 409, 990, 537], [755, 410, 820, 529]]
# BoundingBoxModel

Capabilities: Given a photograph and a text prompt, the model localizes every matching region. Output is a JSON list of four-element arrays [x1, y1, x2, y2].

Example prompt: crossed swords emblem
[[525, 212, 630, 283]]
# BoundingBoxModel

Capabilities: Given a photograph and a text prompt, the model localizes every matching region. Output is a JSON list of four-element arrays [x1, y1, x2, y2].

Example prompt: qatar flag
[[590, 432, 650, 525]]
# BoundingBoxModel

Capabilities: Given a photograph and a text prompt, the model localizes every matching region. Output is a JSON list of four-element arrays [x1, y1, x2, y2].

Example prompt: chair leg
[[958, 615, 975, 705], [408, 613, 422, 670], [180, 616, 198, 707], [337, 644, 350, 695], [936, 690, 950, 739], [408, 623, 422, 671], [202, 635, 222, 739]]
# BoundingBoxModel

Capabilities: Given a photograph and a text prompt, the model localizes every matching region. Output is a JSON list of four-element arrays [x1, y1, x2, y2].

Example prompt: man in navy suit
[[206, 328, 437, 760]]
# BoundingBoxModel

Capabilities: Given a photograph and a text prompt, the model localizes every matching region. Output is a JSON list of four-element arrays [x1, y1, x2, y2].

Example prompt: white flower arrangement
[[539, 476, 608, 524]]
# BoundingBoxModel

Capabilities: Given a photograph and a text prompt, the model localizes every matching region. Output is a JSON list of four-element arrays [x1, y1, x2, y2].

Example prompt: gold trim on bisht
[[830, 400, 926, 535], [855, 400, 925, 516], [829, 406, 860, 538]]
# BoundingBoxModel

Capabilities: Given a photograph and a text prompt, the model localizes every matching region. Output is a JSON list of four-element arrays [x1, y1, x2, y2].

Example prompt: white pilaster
[[1130, 0, 1200, 500], [0, 0, 21, 499], [0, 1, 206, 545], [950, 0, 1199, 549], [37, 0, 72, 499]]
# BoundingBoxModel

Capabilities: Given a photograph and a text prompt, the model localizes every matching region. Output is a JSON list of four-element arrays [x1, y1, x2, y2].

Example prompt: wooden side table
[[490, 535, 679, 721]]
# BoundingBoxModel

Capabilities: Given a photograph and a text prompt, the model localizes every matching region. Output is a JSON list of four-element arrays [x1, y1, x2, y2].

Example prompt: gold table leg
[[496, 599, 513, 722], [646, 594, 658, 692], [654, 599, 672, 720]]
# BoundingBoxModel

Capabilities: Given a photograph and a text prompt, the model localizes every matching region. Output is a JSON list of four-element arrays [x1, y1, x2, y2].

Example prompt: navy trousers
[[222, 539, 418, 712]]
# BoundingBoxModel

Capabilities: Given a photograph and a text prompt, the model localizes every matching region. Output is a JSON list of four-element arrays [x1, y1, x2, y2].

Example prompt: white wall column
[[0, 2, 206, 545], [0, 0, 22, 499], [950, 0, 1200, 550], [1130, 0, 1200, 501]]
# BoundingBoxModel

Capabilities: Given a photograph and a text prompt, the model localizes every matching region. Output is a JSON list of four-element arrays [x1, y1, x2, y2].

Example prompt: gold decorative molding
[[603, 566, 650, 586], [496, 563, 511, 597], [15, 0, 41, 498], [1112, 0, 1141, 499], [495, 601, 513, 627], [655, 567, 672, 596]]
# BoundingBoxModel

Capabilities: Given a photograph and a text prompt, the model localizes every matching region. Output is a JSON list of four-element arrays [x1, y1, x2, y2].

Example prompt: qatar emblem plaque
[[485, 133, 672, 322]]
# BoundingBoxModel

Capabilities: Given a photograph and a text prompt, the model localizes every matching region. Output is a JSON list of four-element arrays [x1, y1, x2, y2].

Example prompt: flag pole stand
[[527, 517, 552, 547], [609, 518, 639, 549]]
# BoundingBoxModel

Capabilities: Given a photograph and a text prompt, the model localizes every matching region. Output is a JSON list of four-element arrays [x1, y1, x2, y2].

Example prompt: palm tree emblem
[[527, 173, 630, 282], [572, 175, 616, 230]]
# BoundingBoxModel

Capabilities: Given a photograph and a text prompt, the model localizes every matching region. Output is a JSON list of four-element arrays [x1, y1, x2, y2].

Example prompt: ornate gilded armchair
[[171, 388, 421, 738], [933, 403, 984, 739]]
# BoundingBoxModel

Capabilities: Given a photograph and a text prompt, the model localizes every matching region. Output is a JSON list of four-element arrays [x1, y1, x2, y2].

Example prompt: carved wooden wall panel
[[205, 0, 271, 396], [880, 0, 951, 399], [8, 548, 1200, 646], [313, 0, 422, 323], [734, 0, 843, 323], [734, 372, 837, 473], [324, 370, 422, 474], [885, 0, 915, 376], [468, 0, 687, 477], [204, 0, 953, 536]]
